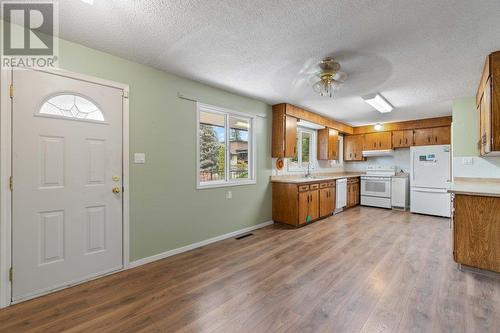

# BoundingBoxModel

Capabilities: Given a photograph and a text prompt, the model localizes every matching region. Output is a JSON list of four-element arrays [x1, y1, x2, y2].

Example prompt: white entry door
[[12, 70, 124, 302]]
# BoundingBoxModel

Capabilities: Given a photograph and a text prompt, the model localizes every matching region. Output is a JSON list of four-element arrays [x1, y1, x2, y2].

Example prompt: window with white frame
[[197, 103, 255, 188], [288, 127, 316, 171]]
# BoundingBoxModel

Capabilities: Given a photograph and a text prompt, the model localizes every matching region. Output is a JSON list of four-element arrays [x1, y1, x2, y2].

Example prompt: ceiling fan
[[312, 57, 347, 98]]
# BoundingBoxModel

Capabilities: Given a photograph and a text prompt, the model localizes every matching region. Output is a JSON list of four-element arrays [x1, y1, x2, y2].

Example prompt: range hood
[[362, 149, 394, 157], [297, 120, 325, 130]]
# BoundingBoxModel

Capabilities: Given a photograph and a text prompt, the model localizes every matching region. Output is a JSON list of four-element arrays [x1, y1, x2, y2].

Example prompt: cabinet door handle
[[435, 136, 438, 143], [399, 139, 402, 145], [379, 142, 381, 147]]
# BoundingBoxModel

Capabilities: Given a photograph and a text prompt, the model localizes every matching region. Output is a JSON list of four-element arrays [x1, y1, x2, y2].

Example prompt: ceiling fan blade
[[334, 71, 348, 82]]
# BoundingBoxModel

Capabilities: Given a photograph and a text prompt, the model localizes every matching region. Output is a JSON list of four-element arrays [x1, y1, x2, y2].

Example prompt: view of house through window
[[229, 116, 250, 180], [199, 111, 225, 182], [289, 128, 314, 171], [198, 105, 254, 187]]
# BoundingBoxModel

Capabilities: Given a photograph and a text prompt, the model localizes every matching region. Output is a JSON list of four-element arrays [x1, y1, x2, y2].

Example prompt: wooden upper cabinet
[[317, 128, 339, 161], [392, 130, 413, 148], [433, 126, 451, 145], [328, 129, 339, 160], [413, 128, 434, 146], [272, 104, 297, 158], [344, 135, 354, 161], [479, 78, 492, 155], [344, 135, 364, 161], [476, 51, 500, 155], [413, 127, 450, 146], [363, 132, 392, 150], [284, 115, 297, 157]]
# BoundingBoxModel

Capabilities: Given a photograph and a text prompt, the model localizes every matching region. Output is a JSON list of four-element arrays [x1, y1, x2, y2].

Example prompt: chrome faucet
[[305, 163, 312, 178]]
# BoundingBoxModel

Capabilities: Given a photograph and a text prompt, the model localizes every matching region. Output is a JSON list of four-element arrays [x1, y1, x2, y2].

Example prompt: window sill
[[197, 180, 257, 190]]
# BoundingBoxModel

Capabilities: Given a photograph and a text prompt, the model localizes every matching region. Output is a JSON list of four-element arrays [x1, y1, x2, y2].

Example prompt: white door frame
[[0, 68, 130, 308]]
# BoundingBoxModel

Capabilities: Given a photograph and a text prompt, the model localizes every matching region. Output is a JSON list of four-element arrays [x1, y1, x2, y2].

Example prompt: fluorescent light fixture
[[374, 123, 383, 131], [297, 120, 325, 130], [80, 0, 94, 4], [363, 93, 394, 113]]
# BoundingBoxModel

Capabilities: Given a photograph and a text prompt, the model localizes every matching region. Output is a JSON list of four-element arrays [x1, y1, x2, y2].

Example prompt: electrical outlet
[[226, 191, 232, 199]]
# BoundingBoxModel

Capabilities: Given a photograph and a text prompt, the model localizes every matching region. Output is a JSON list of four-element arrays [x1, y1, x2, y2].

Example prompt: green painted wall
[[452, 97, 478, 157], [452, 97, 500, 178], [59, 40, 272, 261]]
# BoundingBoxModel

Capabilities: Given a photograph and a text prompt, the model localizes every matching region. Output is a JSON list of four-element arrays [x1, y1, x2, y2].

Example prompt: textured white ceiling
[[60, 0, 500, 125]]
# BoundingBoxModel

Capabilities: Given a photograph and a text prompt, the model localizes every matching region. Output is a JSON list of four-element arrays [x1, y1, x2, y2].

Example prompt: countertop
[[270, 173, 364, 184], [448, 178, 500, 198]]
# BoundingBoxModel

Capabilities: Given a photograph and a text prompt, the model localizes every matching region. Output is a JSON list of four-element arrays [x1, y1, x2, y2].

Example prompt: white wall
[[453, 156, 500, 178], [452, 97, 500, 179]]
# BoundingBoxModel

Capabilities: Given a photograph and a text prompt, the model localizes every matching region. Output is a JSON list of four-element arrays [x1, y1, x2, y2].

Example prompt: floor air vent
[[235, 233, 253, 240]]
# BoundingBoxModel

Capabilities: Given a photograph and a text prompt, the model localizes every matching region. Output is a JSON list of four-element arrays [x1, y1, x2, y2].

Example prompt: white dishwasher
[[391, 174, 410, 210], [335, 178, 347, 213]]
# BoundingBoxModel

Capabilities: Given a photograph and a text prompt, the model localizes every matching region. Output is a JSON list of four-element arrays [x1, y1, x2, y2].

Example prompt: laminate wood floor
[[1, 207, 499, 332]]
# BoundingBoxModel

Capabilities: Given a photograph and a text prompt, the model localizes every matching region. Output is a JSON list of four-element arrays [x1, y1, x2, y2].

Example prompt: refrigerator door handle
[[411, 151, 415, 181], [411, 187, 448, 193]]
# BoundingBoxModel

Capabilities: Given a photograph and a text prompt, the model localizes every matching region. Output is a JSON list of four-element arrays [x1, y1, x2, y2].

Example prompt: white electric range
[[360, 165, 396, 209]]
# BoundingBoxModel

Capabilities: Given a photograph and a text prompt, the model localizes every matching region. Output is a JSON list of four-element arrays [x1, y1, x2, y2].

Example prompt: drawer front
[[298, 185, 309, 192], [327, 182, 335, 187], [310, 184, 320, 190], [320, 183, 328, 189]]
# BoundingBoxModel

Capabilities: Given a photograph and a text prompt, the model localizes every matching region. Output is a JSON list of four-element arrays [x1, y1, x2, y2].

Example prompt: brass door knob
[[112, 187, 121, 194]]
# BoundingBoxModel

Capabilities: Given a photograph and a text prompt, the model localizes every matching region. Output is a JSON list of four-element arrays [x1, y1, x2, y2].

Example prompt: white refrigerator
[[410, 145, 451, 217]]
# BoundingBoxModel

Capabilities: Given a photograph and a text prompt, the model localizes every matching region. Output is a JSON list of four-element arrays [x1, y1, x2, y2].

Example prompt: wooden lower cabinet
[[347, 178, 360, 208], [319, 183, 336, 217], [273, 181, 335, 226], [453, 194, 500, 273], [298, 185, 319, 225]]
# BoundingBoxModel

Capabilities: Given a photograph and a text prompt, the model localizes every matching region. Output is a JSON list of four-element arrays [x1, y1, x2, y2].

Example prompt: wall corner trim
[[129, 220, 274, 268]]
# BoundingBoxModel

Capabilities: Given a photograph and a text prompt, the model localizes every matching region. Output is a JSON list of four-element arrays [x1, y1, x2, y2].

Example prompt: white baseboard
[[129, 220, 274, 268]]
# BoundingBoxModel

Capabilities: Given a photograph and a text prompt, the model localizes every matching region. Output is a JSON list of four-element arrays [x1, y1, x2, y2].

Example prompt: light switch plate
[[134, 153, 146, 164], [226, 191, 232, 199], [462, 157, 473, 165]]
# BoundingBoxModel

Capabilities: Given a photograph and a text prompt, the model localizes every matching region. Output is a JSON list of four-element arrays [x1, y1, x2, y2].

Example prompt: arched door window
[[38, 94, 105, 122]]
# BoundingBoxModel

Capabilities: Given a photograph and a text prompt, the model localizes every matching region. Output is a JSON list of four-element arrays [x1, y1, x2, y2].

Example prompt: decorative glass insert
[[39, 94, 105, 121]]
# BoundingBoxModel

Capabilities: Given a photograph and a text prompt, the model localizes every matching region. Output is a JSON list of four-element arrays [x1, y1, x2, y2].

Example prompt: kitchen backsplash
[[271, 158, 345, 176], [271, 135, 412, 176], [344, 148, 411, 173]]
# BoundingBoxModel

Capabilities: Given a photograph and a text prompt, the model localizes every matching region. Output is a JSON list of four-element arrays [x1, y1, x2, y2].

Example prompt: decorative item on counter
[[276, 158, 284, 170]]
